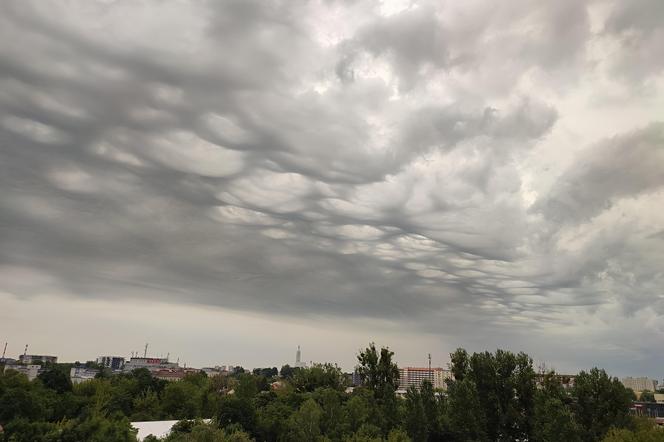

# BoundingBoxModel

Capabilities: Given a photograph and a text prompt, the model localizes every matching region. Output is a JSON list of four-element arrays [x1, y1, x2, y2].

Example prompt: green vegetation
[[0, 345, 656, 441], [640, 390, 656, 403]]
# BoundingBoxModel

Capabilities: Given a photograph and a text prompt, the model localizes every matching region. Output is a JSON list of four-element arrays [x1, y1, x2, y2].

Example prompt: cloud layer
[[1, 0, 663, 374]]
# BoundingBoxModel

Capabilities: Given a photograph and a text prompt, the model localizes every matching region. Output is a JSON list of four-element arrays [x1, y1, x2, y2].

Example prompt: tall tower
[[428, 353, 432, 383], [296, 345, 301, 365]]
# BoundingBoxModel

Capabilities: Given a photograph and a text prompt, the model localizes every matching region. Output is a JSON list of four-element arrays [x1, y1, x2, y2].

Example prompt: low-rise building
[[97, 356, 125, 370], [152, 369, 186, 382], [19, 354, 57, 364], [5, 364, 41, 381], [151, 368, 200, 382], [123, 357, 178, 372], [70, 367, 99, 384], [201, 367, 228, 377]]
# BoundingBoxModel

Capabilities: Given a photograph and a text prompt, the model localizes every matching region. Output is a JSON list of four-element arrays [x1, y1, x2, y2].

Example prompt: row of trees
[[0, 344, 661, 441]]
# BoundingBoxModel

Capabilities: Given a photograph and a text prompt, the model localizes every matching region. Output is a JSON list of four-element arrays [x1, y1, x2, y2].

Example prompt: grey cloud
[[535, 123, 664, 224], [601, 0, 664, 82], [339, 0, 590, 93], [1, 0, 663, 374]]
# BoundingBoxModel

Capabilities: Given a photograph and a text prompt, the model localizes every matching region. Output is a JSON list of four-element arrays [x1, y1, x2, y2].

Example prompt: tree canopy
[[0, 344, 648, 442]]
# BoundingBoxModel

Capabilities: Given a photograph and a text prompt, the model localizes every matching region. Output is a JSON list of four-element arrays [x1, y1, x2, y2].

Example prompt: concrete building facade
[[97, 356, 125, 370], [123, 357, 178, 372], [70, 367, 100, 384], [18, 354, 57, 364], [399, 367, 452, 390], [622, 377, 658, 393], [5, 364, 41, 381]]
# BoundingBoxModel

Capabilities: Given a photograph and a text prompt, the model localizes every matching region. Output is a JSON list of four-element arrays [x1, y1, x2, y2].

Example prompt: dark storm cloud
[[1, 0, 664, 372]]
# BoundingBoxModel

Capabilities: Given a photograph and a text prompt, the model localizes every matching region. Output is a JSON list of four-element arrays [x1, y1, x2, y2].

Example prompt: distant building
[[19, 354, 57, 364], [201, 367, 228, 377], [622, 377, 658, 393], [654, 394, 664, 404], [5, 364, 41, 381], [152, 369, 186, 382], [123, 357, 178, 372], [0, 357, 17, 366], [351, 369, 363, 387], [151, 368, 199, 382], [535, 373, 577, 390], [97, 356, 125, 370], [399, 367, 452, 390], [631, 402, 664, 419], [70, 367, 99, 384], [294, 345, 307, 368]]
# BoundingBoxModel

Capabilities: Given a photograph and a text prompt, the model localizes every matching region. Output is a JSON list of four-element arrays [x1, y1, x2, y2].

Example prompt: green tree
[[387, 428, 412, 442], [446, 378, 487, 441], [256, 400, 292, 442], [573, 368, 633, 442], [131, 388, 161, 421], [356, 343, 400, 436], [217, 396, 256, 433], [0, 384, 47, 423], [420, 379, 445, 440], [343, 392, 371, 434], [450, 349, 537, 441], [449, 348, 469, 382], [314, 387, 346, 439], [235, 373, 259, 400], [356, 343, 400, 395], [346, 423, 383, 442], [626, 388, 638, 401], [162, 381, 201, 419], [37, 367, 73, 394], [533, 390, 581, 441], [602, 417, 664, 442], [280, 364, 295, 379], [56, 415, 138, 442], [404, 387, 427, 442], [286, 398, 323, 441], [640, 390, 655, 402], [291, 363, 346, 393]]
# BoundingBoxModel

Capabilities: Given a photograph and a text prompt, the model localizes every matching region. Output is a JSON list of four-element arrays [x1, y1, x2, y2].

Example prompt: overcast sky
[[1, 0, 663, 376]]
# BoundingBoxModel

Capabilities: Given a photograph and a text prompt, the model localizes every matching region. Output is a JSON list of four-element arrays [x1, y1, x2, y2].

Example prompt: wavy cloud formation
[[1, 0, 663, 373]]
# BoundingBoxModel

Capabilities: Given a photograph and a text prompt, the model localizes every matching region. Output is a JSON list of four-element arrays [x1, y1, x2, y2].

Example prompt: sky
[[0, 0, 663, 377]]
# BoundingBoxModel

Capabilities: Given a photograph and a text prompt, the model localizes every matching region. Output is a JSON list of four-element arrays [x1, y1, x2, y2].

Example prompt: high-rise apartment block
[[399, 367, 452, 390]]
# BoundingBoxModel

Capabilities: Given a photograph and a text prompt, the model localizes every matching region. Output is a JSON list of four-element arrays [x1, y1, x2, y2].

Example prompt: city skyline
[[2, 0, 664, 380]]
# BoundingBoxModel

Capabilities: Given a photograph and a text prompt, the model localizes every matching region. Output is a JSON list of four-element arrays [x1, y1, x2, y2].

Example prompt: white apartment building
[[621, 377, 658, 392], [70, 367, 99, 384], [399, 367, 452, 390], [5, 364, 41, 381]]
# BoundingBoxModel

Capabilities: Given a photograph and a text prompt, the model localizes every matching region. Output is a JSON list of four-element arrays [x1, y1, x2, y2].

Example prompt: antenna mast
[[2, 342, 6, 359], [144, 343, 148, 358], [428, 353, 432, 384]]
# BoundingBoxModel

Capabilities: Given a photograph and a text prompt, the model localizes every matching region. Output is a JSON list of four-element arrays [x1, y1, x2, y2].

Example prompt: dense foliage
[[0, 345, 657, 441]]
